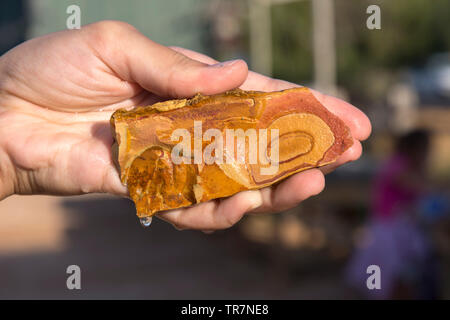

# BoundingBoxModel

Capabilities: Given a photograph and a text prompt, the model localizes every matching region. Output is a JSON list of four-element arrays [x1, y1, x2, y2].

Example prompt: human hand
[[0, 21, 248, 199], [0, 21, 371, 231]]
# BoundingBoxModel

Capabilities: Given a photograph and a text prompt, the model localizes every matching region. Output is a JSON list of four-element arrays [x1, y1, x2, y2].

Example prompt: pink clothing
[[372, 154, 419, 220]]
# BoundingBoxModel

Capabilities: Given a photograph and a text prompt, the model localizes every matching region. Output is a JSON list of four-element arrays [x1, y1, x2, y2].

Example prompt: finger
[[320, 140, 362, 175], [157, 190, 262, 230], [169, 46, 218, 65], [250, 169, 325, 214], [87, 21, 249, 98], [170, 47, 299, 92], [170, 46, 371, 141], [242, 72, 299, 92], [310, 89, 371, 141]]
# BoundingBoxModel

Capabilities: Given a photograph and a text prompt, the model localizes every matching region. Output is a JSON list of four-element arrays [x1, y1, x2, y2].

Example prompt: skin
[[0, 21, 371, 231]]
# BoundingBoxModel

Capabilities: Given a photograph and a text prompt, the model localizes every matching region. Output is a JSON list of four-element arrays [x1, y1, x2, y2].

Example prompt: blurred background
[[1, 0, 450, 299]]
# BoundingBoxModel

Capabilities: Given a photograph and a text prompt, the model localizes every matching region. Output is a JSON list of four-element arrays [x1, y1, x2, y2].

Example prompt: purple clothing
[[346, 153, 429, 299], [372, 154, 420, 220], [345, 217, 428, 299]]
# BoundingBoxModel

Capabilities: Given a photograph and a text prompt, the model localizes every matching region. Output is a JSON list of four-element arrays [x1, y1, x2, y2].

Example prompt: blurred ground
[[0, 192, 358, 299]]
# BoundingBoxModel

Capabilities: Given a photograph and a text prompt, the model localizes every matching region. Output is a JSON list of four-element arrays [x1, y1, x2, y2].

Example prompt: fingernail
[[208, 59, 241, 68]]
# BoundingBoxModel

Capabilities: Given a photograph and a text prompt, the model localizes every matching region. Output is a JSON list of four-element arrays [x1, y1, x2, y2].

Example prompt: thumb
[[90, 21, 248, 98]]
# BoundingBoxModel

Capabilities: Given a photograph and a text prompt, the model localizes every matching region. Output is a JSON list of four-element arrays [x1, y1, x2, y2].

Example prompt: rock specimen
[[110, 88, 353, 218]]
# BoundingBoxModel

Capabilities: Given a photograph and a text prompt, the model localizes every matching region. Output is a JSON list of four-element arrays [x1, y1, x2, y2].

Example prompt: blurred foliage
[[27, 0, 207, 52], [271, 0, 312, 84], [270, 0, 450, 101]]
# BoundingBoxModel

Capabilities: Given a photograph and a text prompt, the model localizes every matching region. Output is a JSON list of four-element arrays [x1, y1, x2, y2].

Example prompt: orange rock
[[111, 88, 353, 218]]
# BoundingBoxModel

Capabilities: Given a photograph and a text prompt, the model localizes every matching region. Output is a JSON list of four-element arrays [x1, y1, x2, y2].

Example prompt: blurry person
[[346, 129, 440, 299]]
